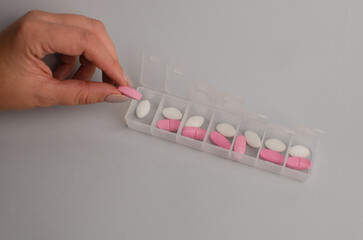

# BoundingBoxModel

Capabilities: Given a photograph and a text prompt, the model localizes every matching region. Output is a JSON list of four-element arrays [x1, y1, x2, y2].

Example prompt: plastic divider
[[175, 103, 191, 141]]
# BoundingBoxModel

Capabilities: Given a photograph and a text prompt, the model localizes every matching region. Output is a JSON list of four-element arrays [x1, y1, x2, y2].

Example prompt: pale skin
[[0, 10, 132, 111]]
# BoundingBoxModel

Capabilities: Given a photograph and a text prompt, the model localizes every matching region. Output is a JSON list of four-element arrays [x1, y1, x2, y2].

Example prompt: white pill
[[136, 100, 150, 119], [289, 145, 310, 158], [244, 130, 261, 148], [185, 116, 205, 128], [265, 138, 286, 152], [162, 107, 182, 120], [216, 123, 236, 137]]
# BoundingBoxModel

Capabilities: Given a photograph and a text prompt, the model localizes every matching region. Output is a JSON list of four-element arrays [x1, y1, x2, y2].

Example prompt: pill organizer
[[125, 51, 325, 182]]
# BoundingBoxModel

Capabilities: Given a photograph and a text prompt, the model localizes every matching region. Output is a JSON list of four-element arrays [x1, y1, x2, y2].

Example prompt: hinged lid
[[216, 89, 244, 114], [140, 50, 244, 114], [140, 50, 167, 92], [165, 62, 193, 100]]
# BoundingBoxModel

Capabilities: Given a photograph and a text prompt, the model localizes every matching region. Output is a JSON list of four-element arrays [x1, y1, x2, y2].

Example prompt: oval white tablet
[[244, 130, 261, 148], [265, 138, 286, 152], [185, 115, 204, 128], [136, 100, 150, 119], [216, 123, 236, 137], [162, 107, 182, 120], [289, 145, 310, 158]]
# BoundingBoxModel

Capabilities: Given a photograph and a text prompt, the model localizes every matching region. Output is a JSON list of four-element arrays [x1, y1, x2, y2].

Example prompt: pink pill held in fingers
[[286, 156, 311, 170], [259, 149, 285, 165], [233, 135, 246, 154], [117, 86, 142, 100], [210, 131, 231, 150], [182, 127, 206, 141], [157, 119, 181, 132]]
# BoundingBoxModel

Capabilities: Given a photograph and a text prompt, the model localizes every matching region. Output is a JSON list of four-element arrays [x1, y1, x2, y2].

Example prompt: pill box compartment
[[282, 127, 322, 181], [177, 102, 214, 150], [256, 125, 293, 174], [150, 95, 189, 142], [203, 110, 241, 159], [125, 87, 163, 134], [230, 113, 268, 166], [124, 51, 325, 182]]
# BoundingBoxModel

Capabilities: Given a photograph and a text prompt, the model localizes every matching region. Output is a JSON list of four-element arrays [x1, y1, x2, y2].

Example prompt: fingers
[[102, 71, 115, 86], [48, 78, 128, 106], [39, 12, 118, 60], [40, 23, 128, 86], [34, 11, 130, 87], [53, 55, 96, 81], [53, 54, 77, 79], [72, 55, 96, 81]]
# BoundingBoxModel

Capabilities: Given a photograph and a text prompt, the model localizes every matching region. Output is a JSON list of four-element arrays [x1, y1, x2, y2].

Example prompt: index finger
[[39, 23, 128, 86]]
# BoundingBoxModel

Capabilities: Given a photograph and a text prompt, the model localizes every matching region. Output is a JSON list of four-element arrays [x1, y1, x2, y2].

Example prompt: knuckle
[[73, 82, 93, 105], [90, 18, 106, 31], [80, 30, 96, 47], [35, 95, 52, 108], [17, 19, 39, 37], [24, 10, 43, 19], [34, 81, 57, 108]]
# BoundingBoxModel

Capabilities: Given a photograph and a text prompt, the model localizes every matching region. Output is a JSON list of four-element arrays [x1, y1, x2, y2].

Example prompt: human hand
[[0, 10, 131, 111]]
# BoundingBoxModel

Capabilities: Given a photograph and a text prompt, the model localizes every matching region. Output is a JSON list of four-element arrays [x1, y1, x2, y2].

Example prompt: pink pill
[[182, 127, 206, 141], [118, 86, 142, 100], [157, 119, 181, 132], [259, 149, 285, 165], [286, 156, 311, 170], [210, 131, 231, 150], [233, 135, 246, 154]]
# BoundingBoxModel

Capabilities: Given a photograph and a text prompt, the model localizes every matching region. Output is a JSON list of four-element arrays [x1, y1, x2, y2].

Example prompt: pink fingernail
[[104, 94, 128, 103]]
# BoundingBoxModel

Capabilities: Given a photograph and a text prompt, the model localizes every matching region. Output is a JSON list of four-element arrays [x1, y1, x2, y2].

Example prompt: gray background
[[1, 0, 363, 239]]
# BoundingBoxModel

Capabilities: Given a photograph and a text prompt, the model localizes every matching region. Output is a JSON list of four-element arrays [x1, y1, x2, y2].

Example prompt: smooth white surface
[[1, 0, 363, 240], [162, 107, 182, 120], [265, 138, 287, 152], [185, 116, 204, 128], [289, 145, 310, 158], [136, 100, 150, 119], [216, 123, 236, 137], [244, 130, 262, 148]]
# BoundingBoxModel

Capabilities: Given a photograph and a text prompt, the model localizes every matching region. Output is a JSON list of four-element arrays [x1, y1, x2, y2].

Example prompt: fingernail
[[123, 71, 133, 87], [104, 94, 129, 103]]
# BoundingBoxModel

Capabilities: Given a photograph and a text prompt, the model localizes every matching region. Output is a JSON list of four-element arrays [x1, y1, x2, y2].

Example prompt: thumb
[[51, 79, 128, 106]]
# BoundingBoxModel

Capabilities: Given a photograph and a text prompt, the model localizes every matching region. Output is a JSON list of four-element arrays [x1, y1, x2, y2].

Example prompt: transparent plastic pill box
[[125, 51, 325, 182]]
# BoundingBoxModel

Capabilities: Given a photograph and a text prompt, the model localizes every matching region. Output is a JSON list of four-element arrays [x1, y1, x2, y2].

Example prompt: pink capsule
[[210, 131, 231, 150], [233, 135, 246, 154], [157, 119, 181, 132], [259, 149, 285, 165], [117, 86, 142, 100], [182, 127, 206, 141], [286, 157, 311, 170]]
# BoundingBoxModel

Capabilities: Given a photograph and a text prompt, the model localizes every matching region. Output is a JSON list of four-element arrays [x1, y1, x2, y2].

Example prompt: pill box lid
[[140, 50, 167, 92], [140, 50, 244, 114]]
